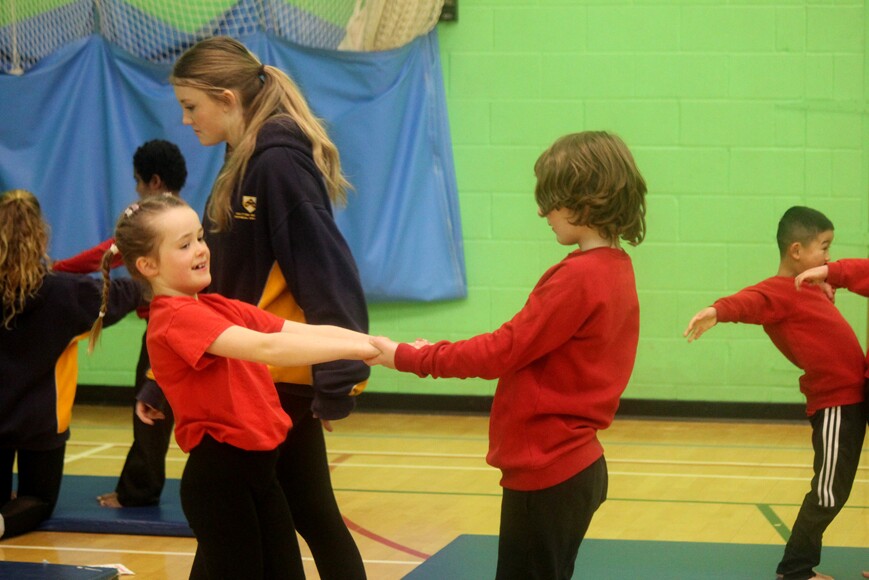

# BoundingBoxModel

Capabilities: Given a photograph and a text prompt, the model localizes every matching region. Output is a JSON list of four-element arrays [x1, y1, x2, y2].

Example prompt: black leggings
[[181, 436, 303, 580], [0, 444, 65, 537], [115, 331, 175, 507], [276, 391, 366, 580], [496, 456, 608, 580]]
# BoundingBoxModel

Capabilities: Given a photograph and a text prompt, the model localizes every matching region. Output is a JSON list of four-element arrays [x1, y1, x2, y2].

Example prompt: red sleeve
[[395, 257, 603, 380], [164, 302, 235, 371], [235, 299, 286, 334], [827, 259, 869, 297], [52, 238, 122, 273], [713, 282, 788, 325]]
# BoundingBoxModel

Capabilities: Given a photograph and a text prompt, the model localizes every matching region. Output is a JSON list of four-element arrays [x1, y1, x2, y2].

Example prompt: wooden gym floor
[[0, 404, 866, 579]]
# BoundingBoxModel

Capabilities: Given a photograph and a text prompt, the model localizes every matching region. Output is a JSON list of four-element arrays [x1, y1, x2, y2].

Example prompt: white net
[[0, 0, 444, 74]]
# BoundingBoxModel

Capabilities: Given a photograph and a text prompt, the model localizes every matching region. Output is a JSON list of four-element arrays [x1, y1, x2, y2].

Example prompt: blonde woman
[[169, 37, 369, 579]]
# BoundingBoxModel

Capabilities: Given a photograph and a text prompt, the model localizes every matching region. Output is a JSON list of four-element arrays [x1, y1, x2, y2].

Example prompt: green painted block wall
[[81, 0, 869, 409]]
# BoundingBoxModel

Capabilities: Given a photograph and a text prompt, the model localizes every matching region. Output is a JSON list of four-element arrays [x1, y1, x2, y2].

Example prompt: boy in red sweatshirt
[[796, 252, 869, 580], [368, 131, 647, 580], [684, 206, 866, 580]]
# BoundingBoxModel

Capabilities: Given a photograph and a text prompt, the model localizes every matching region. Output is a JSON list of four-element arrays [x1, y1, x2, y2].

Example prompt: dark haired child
[[54, 138, 189, 509], [685, 206, 866, 580], [368, 131, 647, 580], [89, 194, 378, 579]]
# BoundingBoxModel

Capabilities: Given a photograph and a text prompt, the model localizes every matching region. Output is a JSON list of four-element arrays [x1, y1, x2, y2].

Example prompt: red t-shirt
[[147, 294, 291, 453], [396, 248, 639, 491], [714, 276, 865, 415]]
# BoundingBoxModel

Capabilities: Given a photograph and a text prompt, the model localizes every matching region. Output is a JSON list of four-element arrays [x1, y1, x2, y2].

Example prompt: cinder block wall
[[81, 0, 869, 407], [365, 0, 869, 403]]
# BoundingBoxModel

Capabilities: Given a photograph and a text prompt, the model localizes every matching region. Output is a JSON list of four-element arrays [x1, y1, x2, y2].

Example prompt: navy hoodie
[[204, 118, 369, 420]]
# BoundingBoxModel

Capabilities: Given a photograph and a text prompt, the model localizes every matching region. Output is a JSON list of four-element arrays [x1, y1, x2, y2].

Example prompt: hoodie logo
[[242, 196, 257, 214]]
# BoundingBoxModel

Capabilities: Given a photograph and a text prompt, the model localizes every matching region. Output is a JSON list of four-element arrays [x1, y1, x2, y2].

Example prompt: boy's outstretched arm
[[367, 336, 400, 369], [684, 307, 718, 342], [795, 265, 829, 290]]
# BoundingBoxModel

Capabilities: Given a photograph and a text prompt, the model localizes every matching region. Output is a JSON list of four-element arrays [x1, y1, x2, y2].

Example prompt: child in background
[[89, 194, 379, 579], [368, 131, 647, 580], [684, 206, 866, 580], [0, 189, 141, 539], [54, 138, 188, 508]]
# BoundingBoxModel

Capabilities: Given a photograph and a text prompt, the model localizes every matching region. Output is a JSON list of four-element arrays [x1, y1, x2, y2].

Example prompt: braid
[[87, 194, 188, 352], [87, 244, 118, 353]]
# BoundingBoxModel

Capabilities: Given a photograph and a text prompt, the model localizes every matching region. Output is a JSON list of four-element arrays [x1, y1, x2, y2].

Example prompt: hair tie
[[258, 64, 266, 83], [98, 311, 106, 318], [124, 203, 140, 218], [109, 243, 119, 255]]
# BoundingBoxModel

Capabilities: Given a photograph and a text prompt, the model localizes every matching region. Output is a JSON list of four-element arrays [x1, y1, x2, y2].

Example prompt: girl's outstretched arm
[[207, 325, 380, 368], [280, 320, 370, 341]]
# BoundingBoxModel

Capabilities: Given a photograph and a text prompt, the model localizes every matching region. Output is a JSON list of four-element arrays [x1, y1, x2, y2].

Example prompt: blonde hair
[[534, 131, 647, 246], [170, 36, 349, 231], [89, 194, 188, 351], [0, 189, 50, 328]]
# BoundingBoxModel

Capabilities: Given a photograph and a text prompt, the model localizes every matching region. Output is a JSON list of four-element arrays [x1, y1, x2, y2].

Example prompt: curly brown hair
[[0, 189, 50, 328], [534, 132, 647, 246]]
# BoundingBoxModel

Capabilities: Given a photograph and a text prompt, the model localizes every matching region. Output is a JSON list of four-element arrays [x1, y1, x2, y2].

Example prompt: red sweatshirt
[[395, 247, 639, 491], [827, 259, 869, 297], [826, 259, 869, 379], [713, 276, 865, 416], [52, 238, 122, 272]]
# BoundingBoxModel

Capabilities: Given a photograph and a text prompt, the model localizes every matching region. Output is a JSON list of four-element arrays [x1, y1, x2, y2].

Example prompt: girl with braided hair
[[89, 194, 378, 579]]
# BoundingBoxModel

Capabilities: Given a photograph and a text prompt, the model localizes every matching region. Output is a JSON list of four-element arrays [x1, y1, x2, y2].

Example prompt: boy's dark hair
[[776, 206, 834, 257], [534, 131, 647, 246], [133, 140, 188, 193]]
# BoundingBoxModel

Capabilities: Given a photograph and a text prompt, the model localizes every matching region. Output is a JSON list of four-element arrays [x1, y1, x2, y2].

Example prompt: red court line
[[330, 452, 432, 560], [343, 516, 432, 560]]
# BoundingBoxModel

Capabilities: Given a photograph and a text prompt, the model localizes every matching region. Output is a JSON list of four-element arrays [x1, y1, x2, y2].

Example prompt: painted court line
[[325, 461, 869, 484], [68, 440, 868, 473], [0, 544, 421, 566], [756, 503, 791, 542], [343, 517, 431, 560], [63, 444, 115, 463]]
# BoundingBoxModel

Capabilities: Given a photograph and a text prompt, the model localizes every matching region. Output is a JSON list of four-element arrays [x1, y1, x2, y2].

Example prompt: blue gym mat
[[37, 475, 192, 537], [0, 561, 117, 579], [404, 534, 869, 579]]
